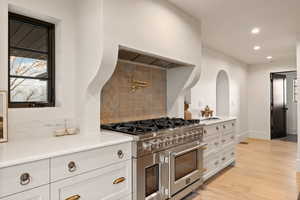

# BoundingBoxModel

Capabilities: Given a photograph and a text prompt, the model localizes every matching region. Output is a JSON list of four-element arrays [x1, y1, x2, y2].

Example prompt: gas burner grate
[[101, 117, 200, 135]]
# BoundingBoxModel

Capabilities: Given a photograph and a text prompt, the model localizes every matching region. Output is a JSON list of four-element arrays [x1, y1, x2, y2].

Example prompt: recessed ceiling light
[[251, 27, 260, 34], [253, 46, 261, 50], [266, 56, 273, 59]]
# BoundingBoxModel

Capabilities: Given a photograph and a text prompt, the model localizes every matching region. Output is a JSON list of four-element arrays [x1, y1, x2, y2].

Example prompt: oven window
[[175, 150, 198, 181], [145, 164, 159, 197]]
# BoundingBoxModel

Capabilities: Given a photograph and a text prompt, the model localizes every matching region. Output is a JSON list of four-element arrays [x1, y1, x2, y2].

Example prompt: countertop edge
[[200, 117, 237, 126], [0, 132, 133, 169]]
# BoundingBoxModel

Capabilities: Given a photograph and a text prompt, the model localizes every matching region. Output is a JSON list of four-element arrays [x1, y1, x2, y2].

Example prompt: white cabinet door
[[51, 160, 132, 200], [0, 185, 49, 200]]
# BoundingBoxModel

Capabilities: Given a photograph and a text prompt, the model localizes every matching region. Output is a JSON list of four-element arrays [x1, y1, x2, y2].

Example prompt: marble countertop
[[0, 130, 133, 169], [199, 117, 237, 126]]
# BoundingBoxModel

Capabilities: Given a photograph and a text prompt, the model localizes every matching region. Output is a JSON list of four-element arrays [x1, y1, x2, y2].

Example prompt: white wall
[[76, 0, 203, 133], [0, 0, 203, 139], [297, 38, 300, 171], [286, 72, 297, 135], [248, 59, 296, 140], [191, 47, 249, 141], [0, 0, 77, 140]]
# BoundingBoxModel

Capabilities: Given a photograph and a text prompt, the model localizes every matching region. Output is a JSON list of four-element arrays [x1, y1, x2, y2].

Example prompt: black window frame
[[8, 12, 55, 108]]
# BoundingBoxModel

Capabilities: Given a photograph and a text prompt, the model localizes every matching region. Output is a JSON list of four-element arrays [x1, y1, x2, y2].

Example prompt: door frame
[[270, 70, 296, 139]]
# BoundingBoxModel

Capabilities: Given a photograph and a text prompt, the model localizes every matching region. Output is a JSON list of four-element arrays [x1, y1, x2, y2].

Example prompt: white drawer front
[[221, 121, 236, 134], [0, 159, 50, 198], [51, 160, 132, 200], [120, 194, 132, 200], [51, 142, 131, 182], [0, 185, 49, 200], [221, 133, 235, 148], [203, 125, 220, 141], [203, 137, 220, 157], [220, 147, 235, 166], [203, 153, 219, 176]]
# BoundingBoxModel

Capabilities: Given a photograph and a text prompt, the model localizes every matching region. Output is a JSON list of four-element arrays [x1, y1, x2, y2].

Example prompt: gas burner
[[101, 117, 200, 135]]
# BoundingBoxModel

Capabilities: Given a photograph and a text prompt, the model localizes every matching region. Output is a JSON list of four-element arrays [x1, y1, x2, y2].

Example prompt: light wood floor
[[185, 138, 299, 200]]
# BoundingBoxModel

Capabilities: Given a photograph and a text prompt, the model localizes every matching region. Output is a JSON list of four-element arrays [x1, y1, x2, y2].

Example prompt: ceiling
[[169, 0, 300, 65]]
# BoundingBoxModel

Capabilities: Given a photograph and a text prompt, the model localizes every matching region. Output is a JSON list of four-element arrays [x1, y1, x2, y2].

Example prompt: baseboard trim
[[287, 128, 297, 135], [237, 131, 249, 142], [248, 130, 270, 140]]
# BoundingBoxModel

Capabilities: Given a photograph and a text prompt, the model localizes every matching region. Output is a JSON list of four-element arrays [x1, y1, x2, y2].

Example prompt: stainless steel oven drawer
[[164, 141, 206, 197]]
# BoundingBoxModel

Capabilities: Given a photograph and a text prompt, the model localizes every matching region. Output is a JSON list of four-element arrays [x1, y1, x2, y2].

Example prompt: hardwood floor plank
[[184, 138, 298, 200]]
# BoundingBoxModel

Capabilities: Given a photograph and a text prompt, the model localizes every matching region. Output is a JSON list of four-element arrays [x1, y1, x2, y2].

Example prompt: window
[[8, 13, 55, 108]]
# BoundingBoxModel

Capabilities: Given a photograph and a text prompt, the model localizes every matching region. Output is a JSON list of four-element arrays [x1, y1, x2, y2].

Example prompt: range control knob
[[157, 139, 164, 148], [164, 136, 171, 145], [142, 142, 151, 151], [150, 140, 159, 150]]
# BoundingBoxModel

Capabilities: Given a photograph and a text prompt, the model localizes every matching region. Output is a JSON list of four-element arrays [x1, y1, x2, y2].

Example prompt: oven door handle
[[171, 143, 207, 157]]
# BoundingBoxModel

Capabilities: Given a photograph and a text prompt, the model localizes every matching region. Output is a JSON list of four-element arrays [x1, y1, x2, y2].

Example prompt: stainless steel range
[[101, 117, 206, 200]]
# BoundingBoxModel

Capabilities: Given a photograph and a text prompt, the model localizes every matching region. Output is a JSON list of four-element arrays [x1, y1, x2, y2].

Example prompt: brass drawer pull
[[65, 195, 81, 200], [113, 177, 126, 184], [204, 130, 207, 134], [216, 126, 219, 130], [222, 157, 226, 161], [223, 125, 226, 129], [68, 161, 77, 173], [20, 173, 31, 186]]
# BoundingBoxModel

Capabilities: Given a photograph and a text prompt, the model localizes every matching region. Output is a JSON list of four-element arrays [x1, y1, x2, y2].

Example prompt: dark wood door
[[271, 73, 287, 139]]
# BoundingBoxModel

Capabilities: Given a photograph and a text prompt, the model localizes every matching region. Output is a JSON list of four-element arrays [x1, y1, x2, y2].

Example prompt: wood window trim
[[8, 12, 55, 108]]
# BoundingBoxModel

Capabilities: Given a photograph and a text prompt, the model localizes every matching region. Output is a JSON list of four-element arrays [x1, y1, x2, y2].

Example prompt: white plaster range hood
[[76, 0, 202, 134]]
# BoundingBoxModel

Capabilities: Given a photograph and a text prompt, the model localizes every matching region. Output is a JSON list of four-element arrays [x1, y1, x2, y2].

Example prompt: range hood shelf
[[118, 48, 193, 69]]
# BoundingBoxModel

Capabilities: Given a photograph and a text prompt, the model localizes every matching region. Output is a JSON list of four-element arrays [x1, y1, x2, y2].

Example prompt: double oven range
[[101, 117, 206, 200]]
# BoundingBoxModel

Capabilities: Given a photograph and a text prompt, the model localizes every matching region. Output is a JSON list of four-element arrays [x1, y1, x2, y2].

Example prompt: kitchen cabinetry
[[0, 141, 132, 200], [202, 119, 236, 181], [0, 185, 49, 200], [51, 160, 131, 200]]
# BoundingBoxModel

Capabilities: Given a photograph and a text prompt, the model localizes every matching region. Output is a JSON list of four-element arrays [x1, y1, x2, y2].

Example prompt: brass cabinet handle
[[204, 130, 207, 134], [216, 126, 219, 130], [223, 125, 226, 129], [232, 123, 235, 126], [68, 161, 77, 173], [20, 173, 31, 186], [65, 195, 81, 200], [231, 152, 235, 156], [113, 177, 126, 184], [222, 157, 226, 161]]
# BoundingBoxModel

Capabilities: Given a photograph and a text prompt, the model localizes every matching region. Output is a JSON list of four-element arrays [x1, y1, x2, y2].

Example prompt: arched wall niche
[[216, 70, 230, 117]]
